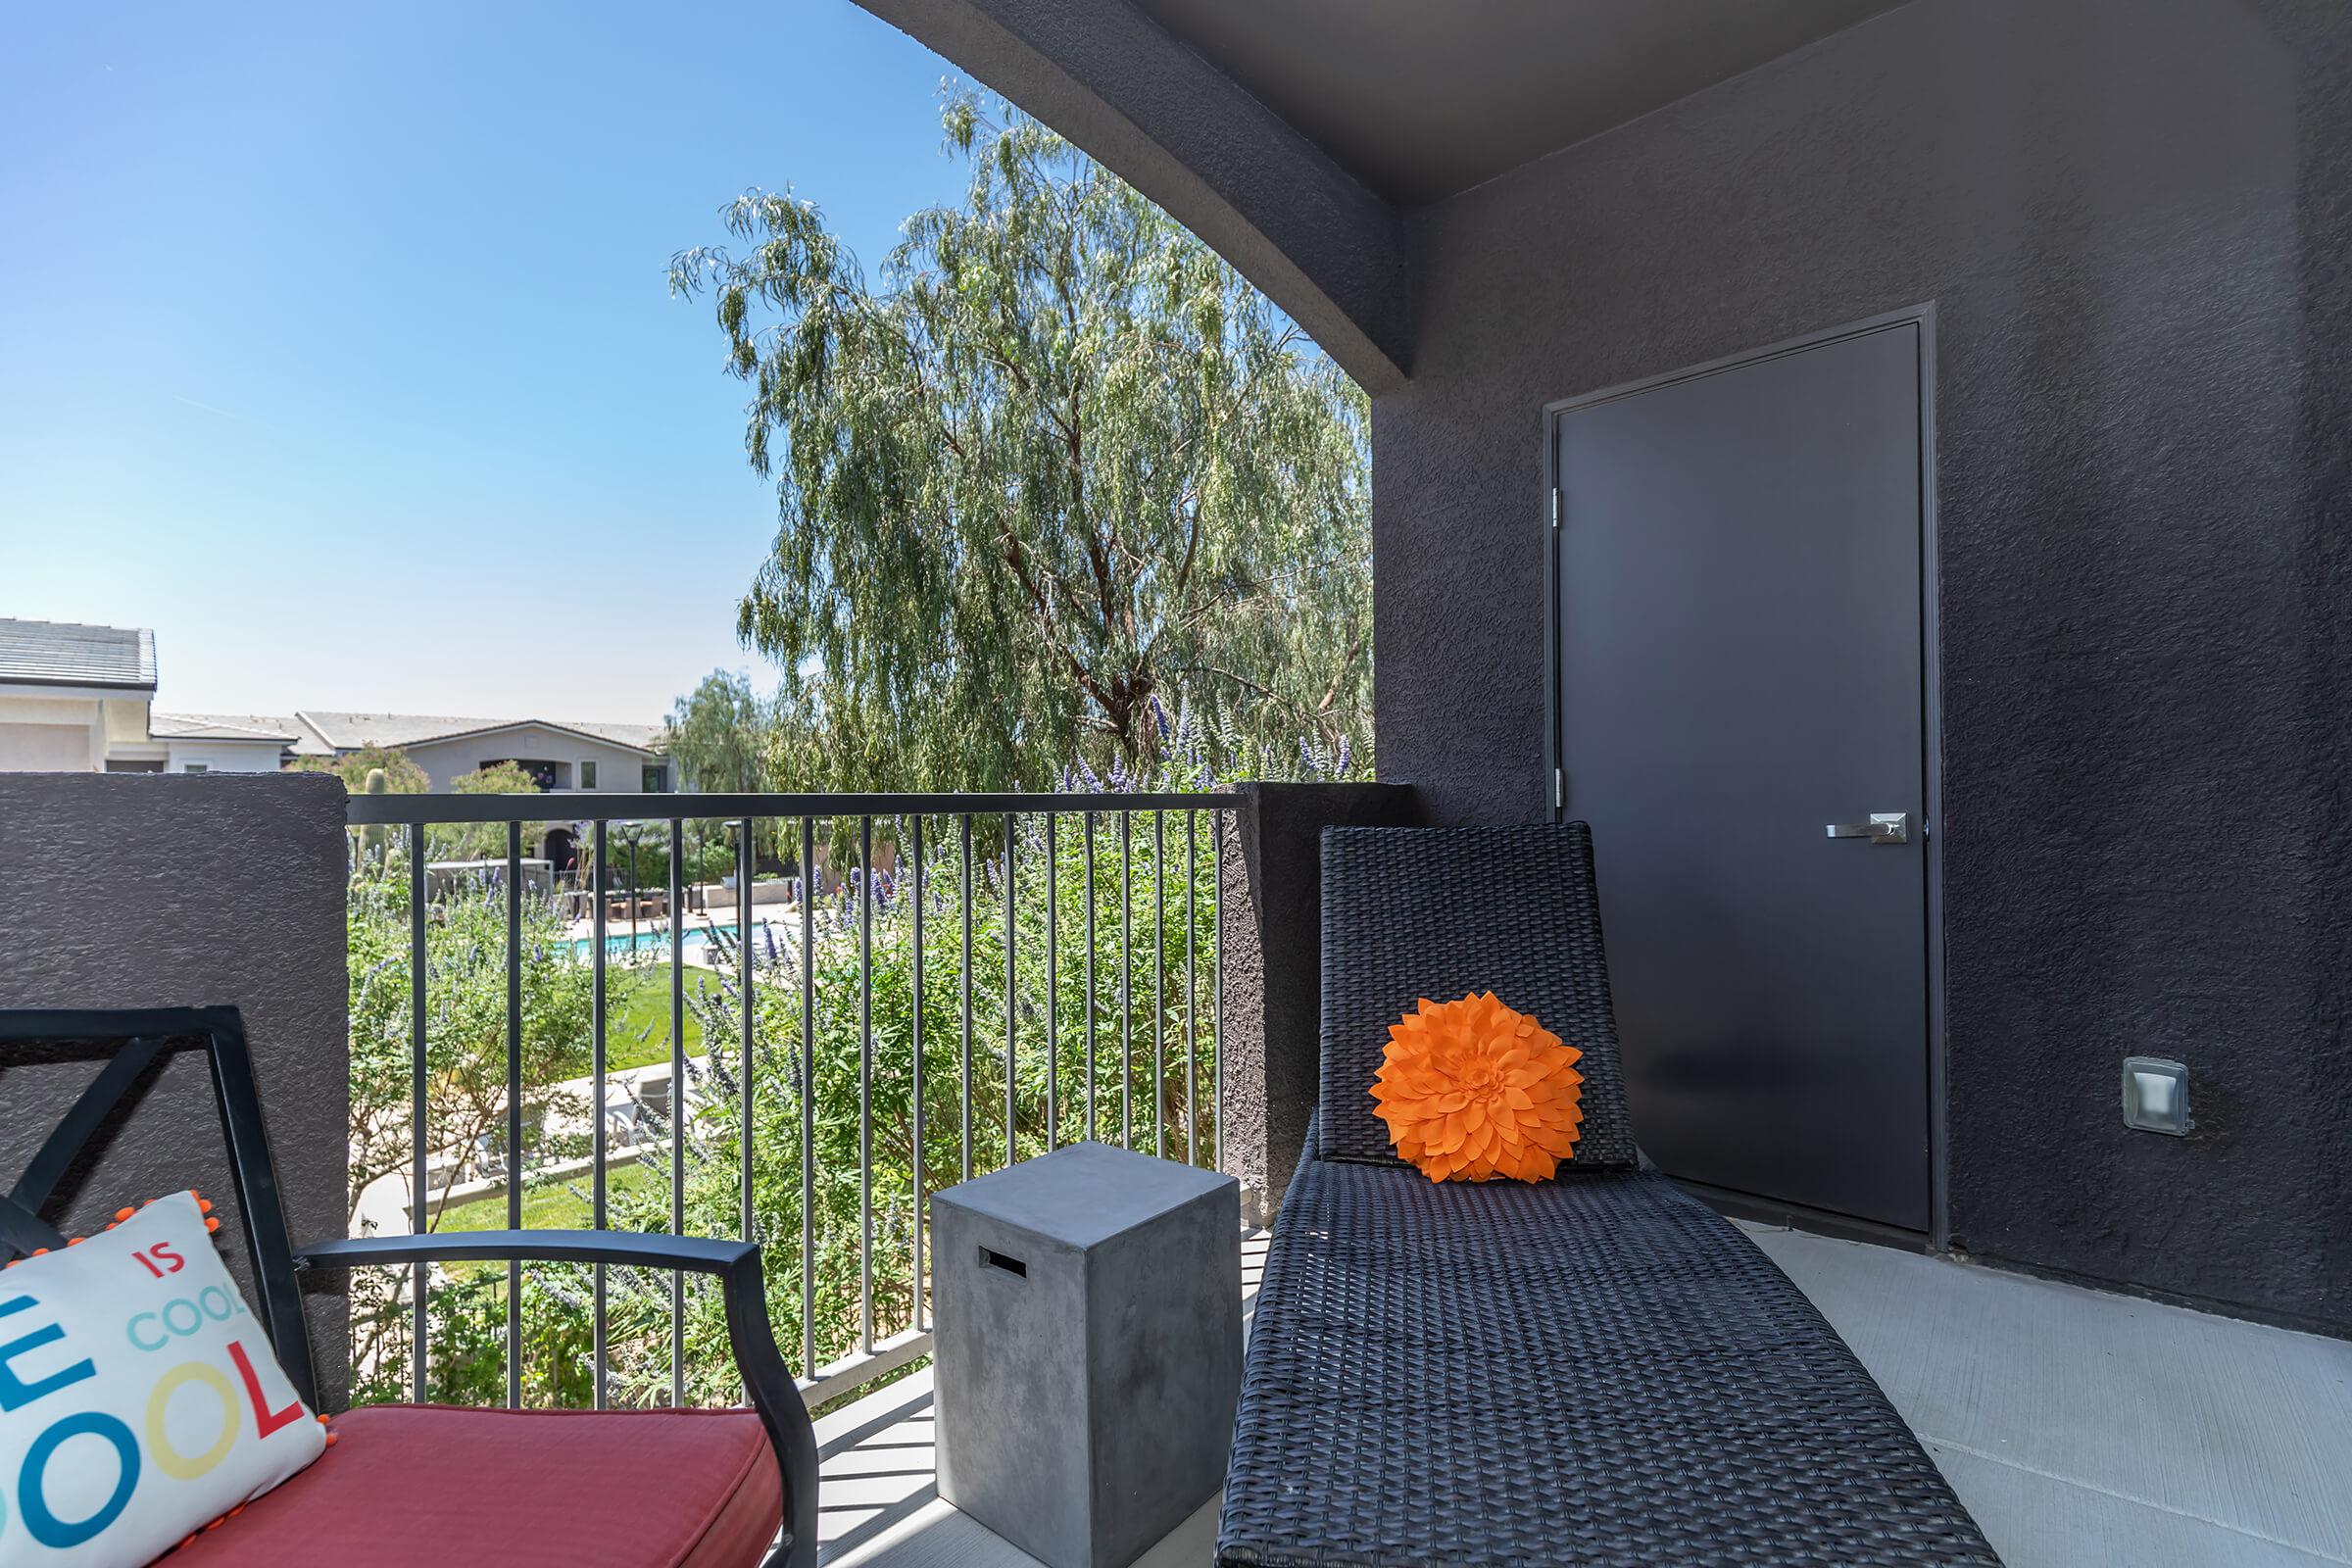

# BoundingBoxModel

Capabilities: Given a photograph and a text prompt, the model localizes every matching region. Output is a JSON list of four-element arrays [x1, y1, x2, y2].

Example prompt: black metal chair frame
[[0, 1005, 818, 1568]]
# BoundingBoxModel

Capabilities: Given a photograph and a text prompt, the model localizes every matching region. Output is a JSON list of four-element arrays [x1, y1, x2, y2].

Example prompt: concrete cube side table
[[933, 1142, 1242, 1568]]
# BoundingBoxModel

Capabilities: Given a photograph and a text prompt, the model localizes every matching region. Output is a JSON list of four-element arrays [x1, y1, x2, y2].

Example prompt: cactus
[[361, 766, 389, 863]]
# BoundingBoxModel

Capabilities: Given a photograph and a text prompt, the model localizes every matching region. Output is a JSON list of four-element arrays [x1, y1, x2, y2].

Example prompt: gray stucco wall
[[1376, 0, 2350, 1330], [1216, 784, 1420, 1224], [0, 772, 352, 1394]]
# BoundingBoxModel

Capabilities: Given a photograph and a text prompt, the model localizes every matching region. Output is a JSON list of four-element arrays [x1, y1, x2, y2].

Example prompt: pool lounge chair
[[1218, 823, 2001, 1568]]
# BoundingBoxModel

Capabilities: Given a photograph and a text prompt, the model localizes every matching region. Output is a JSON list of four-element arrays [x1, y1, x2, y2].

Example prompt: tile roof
[[149, 711, 303, 744], [293, 711, 665, 756], [559, 720, 667, 752], [0, 618, 157, 691]]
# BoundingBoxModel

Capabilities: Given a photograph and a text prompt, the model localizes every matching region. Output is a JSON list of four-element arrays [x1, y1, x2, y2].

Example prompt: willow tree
[[669, 94, 1370, 790]]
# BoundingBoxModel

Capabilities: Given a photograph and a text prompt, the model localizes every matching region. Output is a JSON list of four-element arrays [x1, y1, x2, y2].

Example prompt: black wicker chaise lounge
[[1217, 824, 2001, 1568]]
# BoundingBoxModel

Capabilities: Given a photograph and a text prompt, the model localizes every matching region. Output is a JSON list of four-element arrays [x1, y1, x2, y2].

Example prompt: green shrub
[[345, 807, 1224, 1410]]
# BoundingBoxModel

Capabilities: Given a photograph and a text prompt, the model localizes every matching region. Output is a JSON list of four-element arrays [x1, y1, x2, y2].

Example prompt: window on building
[[182, 762, 210, 774], [579, 760, 599, 789], [643, 762, 670, 793]]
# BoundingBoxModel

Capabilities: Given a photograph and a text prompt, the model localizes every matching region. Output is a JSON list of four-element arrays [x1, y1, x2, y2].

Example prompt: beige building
[[1, 619, 300, 773], [286, 711, 670, 794], [148, 712, 305, 772], [0, 619, 671, 790], [0, 618, 171, 771]]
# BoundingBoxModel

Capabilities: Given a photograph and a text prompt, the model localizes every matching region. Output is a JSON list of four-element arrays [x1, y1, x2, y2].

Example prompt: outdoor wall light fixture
[[2121, 1056, 2192, 1136]]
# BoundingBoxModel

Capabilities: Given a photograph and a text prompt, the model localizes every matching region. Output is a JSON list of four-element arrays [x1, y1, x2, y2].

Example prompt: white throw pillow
[[0, 1191, 327, 1566]]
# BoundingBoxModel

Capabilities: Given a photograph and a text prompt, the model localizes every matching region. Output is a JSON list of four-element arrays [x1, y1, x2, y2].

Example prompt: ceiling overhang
[[852, 0, 1913, 388], [856, 0, 1415, 392]]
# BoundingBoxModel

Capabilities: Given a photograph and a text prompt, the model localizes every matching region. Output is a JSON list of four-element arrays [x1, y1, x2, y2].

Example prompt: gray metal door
[[1548, 318, 1933, 1231]]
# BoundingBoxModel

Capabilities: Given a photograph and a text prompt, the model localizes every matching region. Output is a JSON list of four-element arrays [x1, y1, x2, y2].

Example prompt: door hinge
[[1553, 767, 1565, 810], [1550, 488, 1562, 530]]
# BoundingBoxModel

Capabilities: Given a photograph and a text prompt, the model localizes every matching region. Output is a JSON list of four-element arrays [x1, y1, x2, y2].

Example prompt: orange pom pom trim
[[8, 1191, 216, 1269], [1369, 993, 1584, 1182]]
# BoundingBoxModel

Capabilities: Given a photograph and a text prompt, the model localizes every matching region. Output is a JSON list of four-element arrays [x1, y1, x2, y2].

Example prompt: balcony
[[0, 771, 2346, 1568]]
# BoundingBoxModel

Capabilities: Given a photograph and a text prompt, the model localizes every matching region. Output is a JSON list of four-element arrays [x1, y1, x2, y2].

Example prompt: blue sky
[[0, 1, 971, 722]]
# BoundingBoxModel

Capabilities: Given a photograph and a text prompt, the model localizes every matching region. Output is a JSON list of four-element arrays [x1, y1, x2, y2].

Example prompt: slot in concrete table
[[933, 1142, 1242, 1568]]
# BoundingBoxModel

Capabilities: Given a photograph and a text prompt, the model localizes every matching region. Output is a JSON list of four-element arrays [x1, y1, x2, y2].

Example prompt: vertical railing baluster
[[738, 820, 755, 1253], [1119, 810, 1133, 1150], [1186, 808, 1198, 1168], [505, 819, 522, 1410], [408, 820, 427, 1404], [1154, 810, 1167, 1160], [364, 791, 1241, 1418], [591, 818, 610, 1409], [858, 814, 875, 1355], [910, 814, 926, 1334], [1003, 811, 1016, 1170], [1213, 809, 1225, 1176], [1084, 811, 1098, 1144], [799, 816, 816, 1381], [960, 815, 973, 1183], [668, 817, 686, 1407], [1045, 811, 1058, 1150]]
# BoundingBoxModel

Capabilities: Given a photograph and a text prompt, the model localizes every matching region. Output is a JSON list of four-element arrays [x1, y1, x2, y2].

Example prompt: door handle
[[1825, 811, 1910, 845]]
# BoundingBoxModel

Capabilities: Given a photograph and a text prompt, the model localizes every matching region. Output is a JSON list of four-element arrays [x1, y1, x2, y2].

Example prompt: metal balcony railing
[[344, 790, 1239, 1414]]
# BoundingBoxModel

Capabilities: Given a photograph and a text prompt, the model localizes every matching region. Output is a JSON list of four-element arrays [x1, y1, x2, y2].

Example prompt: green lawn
[[603, 965, 724, 1072], [435, 1161, 662, 1275], [437, 1161, 660, 1233]]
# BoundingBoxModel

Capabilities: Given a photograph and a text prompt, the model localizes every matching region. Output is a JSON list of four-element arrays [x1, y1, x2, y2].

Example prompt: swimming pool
[[567, 919, 777, 960]]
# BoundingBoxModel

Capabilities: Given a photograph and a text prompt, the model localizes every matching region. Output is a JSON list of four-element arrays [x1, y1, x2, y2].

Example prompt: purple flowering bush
[[343, 772, 1228, 1412]]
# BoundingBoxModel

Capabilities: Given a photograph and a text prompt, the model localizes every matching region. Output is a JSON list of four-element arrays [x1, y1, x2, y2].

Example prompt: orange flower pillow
[[1370, 993, 1584, 1181]]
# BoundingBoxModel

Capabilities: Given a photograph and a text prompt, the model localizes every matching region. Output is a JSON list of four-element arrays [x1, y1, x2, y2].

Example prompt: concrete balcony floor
[[814, 1230, 1268, 1568], [1744, 1224, 2352, 1568], [812, 1223, 2350, 1568]]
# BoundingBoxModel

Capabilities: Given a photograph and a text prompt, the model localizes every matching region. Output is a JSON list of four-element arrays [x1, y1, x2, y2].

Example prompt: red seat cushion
[[164, 1403, 781, 1567]]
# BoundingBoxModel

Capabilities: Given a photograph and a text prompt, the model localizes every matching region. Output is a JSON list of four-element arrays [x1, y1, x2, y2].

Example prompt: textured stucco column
[[0, 772, 351, 1401], [1218, 781, 1419, 1225]]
